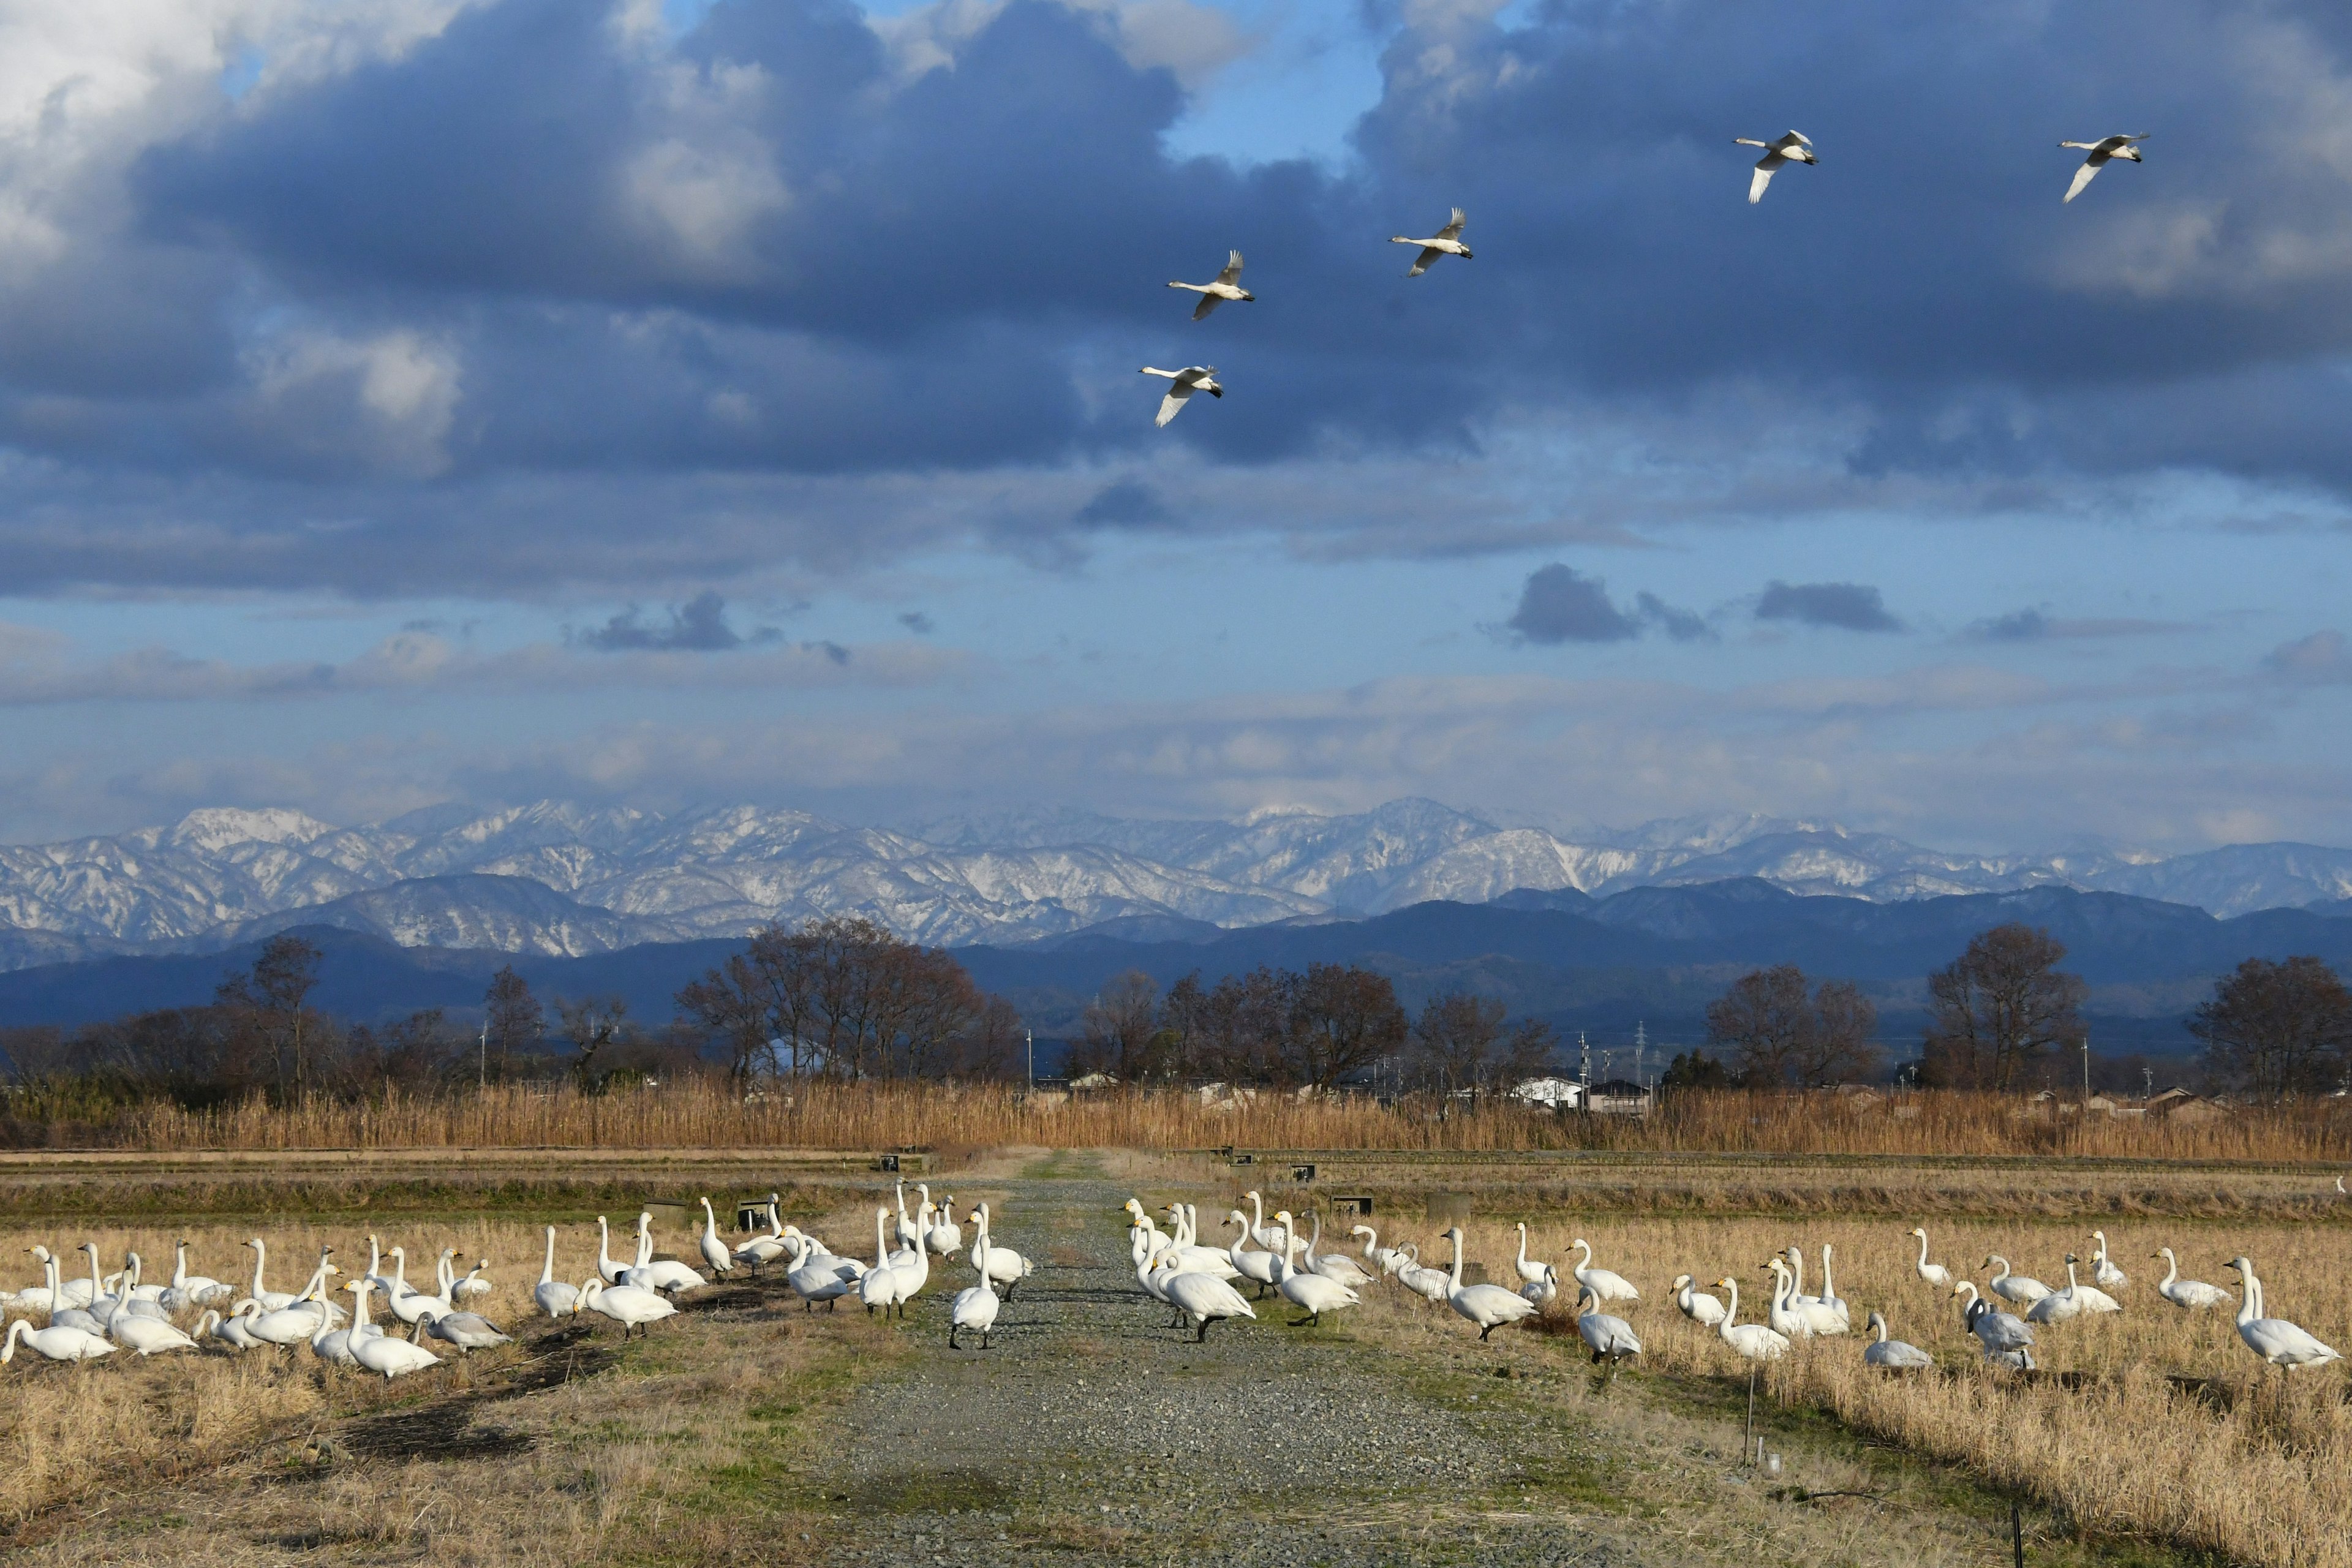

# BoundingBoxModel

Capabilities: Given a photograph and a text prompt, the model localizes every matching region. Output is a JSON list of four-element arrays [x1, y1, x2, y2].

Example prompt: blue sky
[[1, 0, 2350, 851]]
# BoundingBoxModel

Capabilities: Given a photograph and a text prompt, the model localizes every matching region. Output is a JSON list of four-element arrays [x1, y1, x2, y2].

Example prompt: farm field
[[1, 1145, 2342, 1567]]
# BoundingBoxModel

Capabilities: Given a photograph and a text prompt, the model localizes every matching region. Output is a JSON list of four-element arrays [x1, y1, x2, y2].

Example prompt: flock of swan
[[1120, 1201, 2343, 1385], [1139, 129, 2147, 425]]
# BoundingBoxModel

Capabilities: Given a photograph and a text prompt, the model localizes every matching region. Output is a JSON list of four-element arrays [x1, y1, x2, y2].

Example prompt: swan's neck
[[635, 1223, 652, 1267], [2159, 1252, 2179, 1289], [1915, 1232, 1931, 1267], [1789, 1250, 1804, 1297], [2065, 1261, 2079, 1292], [172, 1244, 189, 1288], [1819, 1249, 1835, 1300], [542, 1230, 557, 1285], [2, 1319, 22, 1361], [875, 1210, 892, 1268], [251, 1242, 266, 1295], [1516, 1227, 1529, 1266], [1447, 1234, 1464, 1291], [1719, 1281, 1738, 1327]]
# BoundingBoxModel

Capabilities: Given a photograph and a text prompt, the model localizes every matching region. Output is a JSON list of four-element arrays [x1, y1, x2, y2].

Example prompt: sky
[[2, 0, 2352, 851]]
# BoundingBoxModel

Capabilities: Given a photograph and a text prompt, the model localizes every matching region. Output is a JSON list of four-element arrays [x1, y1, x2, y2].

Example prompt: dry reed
[[18, 1083, 2349, 1163]]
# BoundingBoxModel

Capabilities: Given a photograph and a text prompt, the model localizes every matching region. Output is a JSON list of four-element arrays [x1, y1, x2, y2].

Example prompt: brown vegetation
[[6, 1081, 2339, 1161]]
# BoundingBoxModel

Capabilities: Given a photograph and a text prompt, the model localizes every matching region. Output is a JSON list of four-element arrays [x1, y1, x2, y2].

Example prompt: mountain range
[[6, 797, 2352, 974]]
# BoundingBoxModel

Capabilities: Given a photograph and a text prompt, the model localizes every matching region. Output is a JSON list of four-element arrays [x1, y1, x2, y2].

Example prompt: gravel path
[[802, 1161, 1662, 1567]]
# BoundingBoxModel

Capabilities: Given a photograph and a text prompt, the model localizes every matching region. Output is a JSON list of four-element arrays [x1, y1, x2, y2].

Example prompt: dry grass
[[27, 1082, 2352, 1163], [1362, 1210, 2352, 1568]]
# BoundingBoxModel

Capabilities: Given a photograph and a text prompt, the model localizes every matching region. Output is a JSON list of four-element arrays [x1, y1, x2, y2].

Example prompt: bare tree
[[1796, 979, 1882, 1087], [483, 967, 544, 1083], [2188, 956, 2352, 1101], [1706, 965, 1812, 1086], [1921, 924, 2085, 1090], [216, 935, 326, 1099], [1286, 963, 1408, 1090], [1411, 992, 1507, 1102], [1076, 971, 1161, 1080], [556, 995, 630, 1093]]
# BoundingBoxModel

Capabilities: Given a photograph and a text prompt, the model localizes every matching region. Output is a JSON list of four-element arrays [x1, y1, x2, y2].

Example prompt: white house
[[1509, 1076, 1584, 1109]]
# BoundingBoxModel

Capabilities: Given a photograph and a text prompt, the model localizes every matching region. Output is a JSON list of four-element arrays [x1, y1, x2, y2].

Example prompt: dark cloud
[[0, 0, 2345, 594], [1970, 608, 2052, 642], [897, 611, 935, 635], [2263, 630, 2350, 683], [1755, 581, 1904, 633], [1502, 566, 1708, 646], [1635, 592, 1715, 644], [1074, 479, 1174, 531], [579, 590, 763, 652]]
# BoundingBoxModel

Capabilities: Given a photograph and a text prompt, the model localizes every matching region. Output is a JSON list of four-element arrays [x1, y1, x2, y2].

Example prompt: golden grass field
[[39, 1080, 2352, 1163]]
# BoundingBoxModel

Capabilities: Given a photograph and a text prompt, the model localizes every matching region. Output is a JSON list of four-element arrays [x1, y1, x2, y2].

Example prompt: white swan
[[2, 1317, 115, 1362], [1392, 207, 1469, 276], [2026, 1254, 2122, 1324], [1242, 1191, 1300, 1255], [1569, 1239, 1639, 1306], [2060, 134, 2147, 203], [784, 1235, 853, 1311], [968, 1205, 1033, 1298], [630, 1213, 709, 1294], [1397, 1244, 1452, 1305], [1303, 1212, 1375, 1289], [576, 1276, 678, 1340], [894, 1182, 926, 1255], [243, 1237, 302, 1313], [1814, 1245, 1851, 1326], [1673, 1273, 1727, 1328], [2151, 1248, 2230, 1311], [1169, 249, 1252, 320], [426, 1305, 513, 1354], [1351, 1224, 1410, 1278], [386, 1249, 450, 1329], [927, 1197, 964, 1259], [1713, 1278, 1789, 1361], [1734, 131, 1815, 203], [1577, 1286, 1642, 1368], [2088, 1231, 2128, 1289], [1909, 1227, 1951, 1289], [202, 1305, 262, 1351], [1863, 1311, 1933, 1370], [1225, 1210, 1283, 1299], [110, 1308, 198, 1357], [1986, 1255, 2051, 1308], [1953, 1282, 2035, 1367], [1140, 366, 1221, 428], [163, 1240, 232, 1313], [2226, 1257, 2342, 1371], [1441, 1226, 1536, 1340], [1763, 1259, 1814, 1340], [948, 1226, 1000, 1351], [347, 1282, 440, 1381], [453, 1261, 493, 1300], [1272, 1212, 1359, 1327], [1773, 1256, 1848, 1336], [734, 1197, 791, 1271], [1157, 1251, 1255, 1341], [535, 1227, 580, 1318], [595, 1216, 631, 1285], [859, 1207, 917, 1318], [1513, 1223, 1556, 1289], [696, 1197, 736, 1279]]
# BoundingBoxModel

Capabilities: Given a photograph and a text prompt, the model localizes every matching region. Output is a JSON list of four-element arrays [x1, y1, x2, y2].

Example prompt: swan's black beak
[[1208, 386, 1223, 398], [1460, 248, 1474, 259], [1241, 292, 1255, 301]]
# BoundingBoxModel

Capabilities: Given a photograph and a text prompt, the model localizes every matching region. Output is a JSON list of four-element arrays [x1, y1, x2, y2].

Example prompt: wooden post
[[1744, 1364, 1757, 1460], [2011, 1497, 2024, 1568]]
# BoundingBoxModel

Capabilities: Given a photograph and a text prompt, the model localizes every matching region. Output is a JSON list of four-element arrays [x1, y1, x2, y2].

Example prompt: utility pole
[[1633, 1020, 1646, 1087], [1579, 1031, 1591, 1118], [480, 1017, 490, 1091], [2082, 1035, 2092, 1152], [1025, 1028, 1034, 1088]]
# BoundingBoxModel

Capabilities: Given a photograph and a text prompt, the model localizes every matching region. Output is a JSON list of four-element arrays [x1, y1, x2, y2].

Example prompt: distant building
[[1509, 1076, 1583, 1109], [1586, 1079, 1653, 1117], [2148, 1086, 2229, 1123]]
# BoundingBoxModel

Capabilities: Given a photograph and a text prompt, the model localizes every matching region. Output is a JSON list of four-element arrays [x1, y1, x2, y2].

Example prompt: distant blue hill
[[4, 880, 2348, 1053]]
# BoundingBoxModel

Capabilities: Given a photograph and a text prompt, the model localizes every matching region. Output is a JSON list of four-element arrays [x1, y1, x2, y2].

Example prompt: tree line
[[1681, 920, 2352, 1101]]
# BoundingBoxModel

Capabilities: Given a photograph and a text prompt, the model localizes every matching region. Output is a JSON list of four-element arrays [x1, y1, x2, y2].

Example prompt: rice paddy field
[[0, 1141, 2343, 1567]]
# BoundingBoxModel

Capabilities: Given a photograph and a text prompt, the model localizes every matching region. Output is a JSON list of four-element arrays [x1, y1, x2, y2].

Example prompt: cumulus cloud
[[2263, 628, 2351, 682], [1500, 565, 1709, 646], [1964, 608, 2197, 642], [1755, 581, 1904, 633]]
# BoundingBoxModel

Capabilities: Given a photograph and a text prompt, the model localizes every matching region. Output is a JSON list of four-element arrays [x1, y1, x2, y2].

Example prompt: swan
[[1272, 1213, 1359, 1327], [13, 1247, 59, 1314], [1569, 1239, 1639, 1306], [1441, 1226, 1536, 1340], [785, 1235, 854, 1311], [1303, 1212, 1375, 1289], [1814, 1245, 1850, 1325], [734, 1199, 791, 1271], [248, 1281, 336, 1349], [894, 1183, 926, 1255], [595, 1216, 631, 1285], [109, 1308, 198, 1357], [1242, 1191, 1300, 1255], [73, 1243, 124, 1327], [576, 1276, 677, 1340], [949, 1228, 1000, 1351], [162, 1241, 232, 1313], [1398, 1245, 1452, 1305], [386, 1250, 450, 1329], [1140, 366, 1221, 427], [309, 1307, 361, 1368], [2, 1317, 115, 1362], [197, 1305, 261, 1351], [2225, 1258, 2342, 1371], [1953, 1282, 2035, 1366], [347, 1282, 440, 1380], [1763, 1259, 1814, 1340], [34, 1245, 96, 1309], [1863, 1311, 1933, 1370], [1156, 1253, 1255, 1341], [39, 1254, 105, 1335], [927, 1197, 964, 1259], [1576, 1286, 1642, 1368], [2088, 1231, 2128, 1289], [630, 1213, 709, 1294], [1673, 1273, 1727, 1328], [535, 1227, 580, 1317], [1392, 207, 1470, 276], [2054, 1254, 2120, 1317], [1225, 1211, 1283, 1299], [2151, 1248, 2230, 1311], [785, 1226, 862, 1281], [1712, 1278, 1788, 1361], [1909, 1227, 1951, 1289], [1734, 130, 1815, 203], [968, 1205, 1034, 1297], [1769, 1257, 1847, 1337], [859, 1208, 917, 1317], [453, 1261, 493, 1300], [1351, 1224, 1411, 1278], [1169, 249, 1252, 320], [1150, 1204, 1242, 1280], [1520, 1272, 1559, 1307], [118, 1250, 168, 1305], [696, 1197, 736, 1279], [2060, 134, 2147, 203], [426, 1304, 513, 1354], [1513, 1223, 1556, 1290], [243, 1237, 303, 1312], [1986, 1256, 2051, 1308]]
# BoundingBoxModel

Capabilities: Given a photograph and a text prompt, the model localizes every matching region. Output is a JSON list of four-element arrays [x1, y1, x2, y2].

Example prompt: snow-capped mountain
[[2, 797, 2351, 971]]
